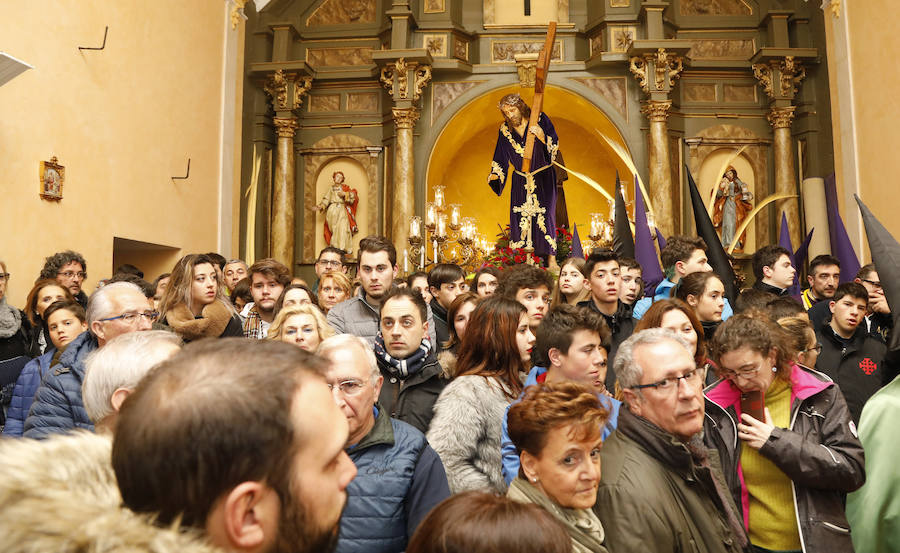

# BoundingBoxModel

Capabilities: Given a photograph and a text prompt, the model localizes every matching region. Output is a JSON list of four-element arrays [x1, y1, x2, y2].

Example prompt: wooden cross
[[521, 21, 556, 174]]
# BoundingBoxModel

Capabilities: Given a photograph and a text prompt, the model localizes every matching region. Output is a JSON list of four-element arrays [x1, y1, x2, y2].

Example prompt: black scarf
[[374, 332, 432, 379]]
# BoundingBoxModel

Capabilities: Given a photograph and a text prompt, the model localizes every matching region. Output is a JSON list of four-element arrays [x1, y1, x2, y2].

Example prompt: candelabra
[[404, 185, 492, 275], [586, 194, 658, 252]]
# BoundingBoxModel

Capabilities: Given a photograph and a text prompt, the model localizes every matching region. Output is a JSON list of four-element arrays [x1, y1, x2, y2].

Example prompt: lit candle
[[409, 217, 420, 239], [437, 214, 447, 238], [450, 205, 460, 228], [404, 251, 409, 274], [426, 203, 436, 227], [434, 186, 444, 209]]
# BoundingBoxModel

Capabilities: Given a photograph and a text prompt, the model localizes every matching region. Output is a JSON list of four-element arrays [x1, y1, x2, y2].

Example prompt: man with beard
[[113, 338, 358, 553], [488, 93, 562, 260], [40, 249, 89, 309], [242, 258, 291, 339], [328, 235, 436, 346]]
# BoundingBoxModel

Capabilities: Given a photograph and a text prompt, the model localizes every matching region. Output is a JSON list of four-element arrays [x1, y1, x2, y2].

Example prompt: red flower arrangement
[[483, 225, 542, 268]]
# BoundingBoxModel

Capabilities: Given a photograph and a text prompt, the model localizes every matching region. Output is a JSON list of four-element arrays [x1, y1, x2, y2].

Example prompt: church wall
[[0, 1, 241, 306], [825, 0, 900, 259]]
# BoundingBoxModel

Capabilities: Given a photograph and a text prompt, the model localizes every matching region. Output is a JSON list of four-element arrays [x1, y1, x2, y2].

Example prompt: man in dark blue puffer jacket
[[319, 334, 450, 553], [24, 282, 154, 438]]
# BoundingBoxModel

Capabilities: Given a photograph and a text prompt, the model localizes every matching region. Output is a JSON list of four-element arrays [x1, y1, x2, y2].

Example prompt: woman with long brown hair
[[634, 298, 707, 374], [551, 257, 590, 308], [158, 254, 242, 342], [23, 278, 74, 355], [427, 296, 535, 493], [674, 271, 726, 341]]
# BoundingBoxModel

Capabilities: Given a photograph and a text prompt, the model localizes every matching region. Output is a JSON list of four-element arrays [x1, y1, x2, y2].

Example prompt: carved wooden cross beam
[[521, 21, 556, 173]]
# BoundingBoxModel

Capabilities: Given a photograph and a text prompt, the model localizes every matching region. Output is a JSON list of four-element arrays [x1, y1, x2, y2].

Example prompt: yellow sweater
[[741, 379, 801, 550]]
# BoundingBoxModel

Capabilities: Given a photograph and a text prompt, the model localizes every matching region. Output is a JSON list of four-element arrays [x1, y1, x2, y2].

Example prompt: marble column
[[768, 106, 801, 245], [272, 117, 298, 268], [391, 107, 421, 253], [643, 100, 675, 239]]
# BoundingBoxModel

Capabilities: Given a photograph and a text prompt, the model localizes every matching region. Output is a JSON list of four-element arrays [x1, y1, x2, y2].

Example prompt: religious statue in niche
[[39, 156, 65, 201], [317, 171, 359, 255], [487, 93, 563, 259], [713, 166, 753, 252]]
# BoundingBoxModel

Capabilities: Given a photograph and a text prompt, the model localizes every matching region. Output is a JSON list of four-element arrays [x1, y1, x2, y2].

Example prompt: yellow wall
[[0, 1, 240, 306], [826, 2, 900, 259], [426, 85, 632, 248]]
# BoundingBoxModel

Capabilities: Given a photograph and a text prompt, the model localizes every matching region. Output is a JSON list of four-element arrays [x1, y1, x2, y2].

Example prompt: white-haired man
[[82, 330, 182, 433], [318, 334, 450, 553], [24, 281, 157, 438], [594, 328, 747, 553]]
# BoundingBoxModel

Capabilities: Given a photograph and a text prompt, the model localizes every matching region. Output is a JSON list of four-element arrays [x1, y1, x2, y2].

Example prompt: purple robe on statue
[[489, 112, 560, 257]]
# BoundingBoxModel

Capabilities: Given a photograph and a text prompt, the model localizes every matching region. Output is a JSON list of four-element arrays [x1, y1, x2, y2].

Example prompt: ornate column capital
[[273, 116, 299, 138], [264, 69, 313, 113], [767, 106, 796, 129], [515, 53, 539, 88], [629, 48, 684, 94], [380, 58, 432, 102], [391, 106, 421, 129], [752, 56, 806, 102], [641, 99, 672, 122]]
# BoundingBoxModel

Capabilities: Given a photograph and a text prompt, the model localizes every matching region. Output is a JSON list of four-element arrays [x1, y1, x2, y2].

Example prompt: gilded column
[[752, 55, 807, 245], [768, 106, 800, 245], [272, 117, 299, 267], [379, 56, 432, 249], [263, 69, 312, 270], [629, 47, 686, 238], [642, 100, 675, 238]]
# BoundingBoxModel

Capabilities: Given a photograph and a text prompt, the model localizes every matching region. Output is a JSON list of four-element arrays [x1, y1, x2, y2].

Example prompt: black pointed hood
[[686, 166, 738, 302]]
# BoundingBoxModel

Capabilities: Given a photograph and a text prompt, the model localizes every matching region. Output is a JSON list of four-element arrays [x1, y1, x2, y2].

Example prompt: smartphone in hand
[[740, 390, 765, 422]]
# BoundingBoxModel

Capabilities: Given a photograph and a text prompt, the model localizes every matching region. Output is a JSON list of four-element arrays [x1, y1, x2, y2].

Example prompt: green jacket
[[847, 374, 900, 552], [594, 409, 747, 553]]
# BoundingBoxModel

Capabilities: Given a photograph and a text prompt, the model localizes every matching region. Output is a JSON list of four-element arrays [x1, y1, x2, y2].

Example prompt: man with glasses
[[24, 282, 156, 438], [318, 334, 449, 553], [314, 246, 347, 293], [594, 329, 747, 553], [39, 250, 89, 309]]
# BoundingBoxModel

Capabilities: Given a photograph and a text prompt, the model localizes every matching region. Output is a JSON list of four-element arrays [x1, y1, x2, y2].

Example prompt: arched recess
[[687, 124, 771, 252], [301, 134, 378, 263], [425, 84, 639, 245]]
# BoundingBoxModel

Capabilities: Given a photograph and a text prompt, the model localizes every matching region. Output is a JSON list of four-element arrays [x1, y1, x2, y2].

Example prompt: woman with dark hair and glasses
[[706, 313, 864, 553]]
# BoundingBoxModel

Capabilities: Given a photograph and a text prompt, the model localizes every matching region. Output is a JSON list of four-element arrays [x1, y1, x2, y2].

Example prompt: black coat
[[429, 299, 450, 352], [816, 320, 898, 423], [377, 350, 447, 434], [577, 299, 635, 390]]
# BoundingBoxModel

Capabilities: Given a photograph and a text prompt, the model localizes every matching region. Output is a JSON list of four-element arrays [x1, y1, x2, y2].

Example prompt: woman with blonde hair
[[318, 270, 352, 313], [777, 315, 821, 370], [158, 254, 242, 342], [267, 303, 334, 352], [551, 258, 590, 308]]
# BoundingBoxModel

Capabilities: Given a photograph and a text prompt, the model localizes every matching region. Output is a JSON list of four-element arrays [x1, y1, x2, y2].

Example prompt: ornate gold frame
[[39, 156, 64, 201]]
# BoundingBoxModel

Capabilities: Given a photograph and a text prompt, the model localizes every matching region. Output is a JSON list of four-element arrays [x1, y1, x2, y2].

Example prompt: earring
[[772, 366, 777, 372], [532, 477, 539, 483]]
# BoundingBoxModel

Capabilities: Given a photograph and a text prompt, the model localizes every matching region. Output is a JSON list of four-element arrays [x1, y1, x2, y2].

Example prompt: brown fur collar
[[165, 300, 233, 341]]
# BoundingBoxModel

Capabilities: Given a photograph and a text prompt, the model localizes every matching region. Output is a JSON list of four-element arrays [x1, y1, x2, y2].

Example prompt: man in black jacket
[[750, 245, 795, 296], [426, 263, 466, 352], [816, 282, 897, 423]]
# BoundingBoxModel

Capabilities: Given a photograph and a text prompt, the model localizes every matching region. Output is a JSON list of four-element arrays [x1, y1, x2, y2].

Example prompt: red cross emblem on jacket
[[859, 357, 878, 376]]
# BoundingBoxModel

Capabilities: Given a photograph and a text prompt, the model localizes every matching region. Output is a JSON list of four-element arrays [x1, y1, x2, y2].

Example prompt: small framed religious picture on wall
[[39, 156, 64, 201]]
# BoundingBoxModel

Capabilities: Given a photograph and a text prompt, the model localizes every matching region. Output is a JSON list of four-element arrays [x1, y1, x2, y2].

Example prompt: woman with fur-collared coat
[[427, 297, 535, 493], [158, 254, 242, 342]]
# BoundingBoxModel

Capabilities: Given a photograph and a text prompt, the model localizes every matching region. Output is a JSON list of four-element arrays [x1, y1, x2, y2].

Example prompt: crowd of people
[[0, 230, 897, 553]]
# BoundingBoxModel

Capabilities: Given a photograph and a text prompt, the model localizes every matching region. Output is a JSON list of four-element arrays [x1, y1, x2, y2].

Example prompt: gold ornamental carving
[[779, 56, 806, 96], [629, 48, 684, 94], [294, 76, 313, 107], [392, 107, 421, 129], [273, 117, 299, 138], [515, 53, 539, 88], [641, 100, 672, 122], [766, 106, 796, 129], [265, 70, 290, 110], [380, 58, 432, 101], [230, 0, 248, 30]]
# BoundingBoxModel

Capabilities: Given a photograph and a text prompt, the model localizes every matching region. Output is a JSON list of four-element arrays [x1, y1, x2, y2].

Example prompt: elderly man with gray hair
[[318, 334, 450, 553], [82, 330, 182, 433], [593, 328, 748, 553], [24, 281, 158, 439]]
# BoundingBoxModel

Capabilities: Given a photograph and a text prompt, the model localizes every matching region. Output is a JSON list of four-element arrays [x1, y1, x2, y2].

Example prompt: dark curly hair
[[39, 250, 87, 280]]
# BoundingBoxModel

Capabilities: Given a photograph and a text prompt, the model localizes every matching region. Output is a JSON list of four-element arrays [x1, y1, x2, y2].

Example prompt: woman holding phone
[[705, 313, 864, 553]]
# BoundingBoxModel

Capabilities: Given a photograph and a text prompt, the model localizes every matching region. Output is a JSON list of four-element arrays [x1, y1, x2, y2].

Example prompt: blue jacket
[[3, 349, 56, 437], [338, 406, 450, 553], [632, 278, 734, 321], [500, 366, 621, 485], [23, 332, 97, 439]]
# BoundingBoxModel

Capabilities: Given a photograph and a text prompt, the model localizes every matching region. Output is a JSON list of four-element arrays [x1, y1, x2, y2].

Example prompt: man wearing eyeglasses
[[314, 247, 347, 293], [24, 281, 156, 439], [39, 250, 89, 309], [594, 329, 748, 553], [318, 334, 450, 553]]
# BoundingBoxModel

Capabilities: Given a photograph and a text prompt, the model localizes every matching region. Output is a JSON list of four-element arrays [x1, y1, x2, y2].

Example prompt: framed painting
[[40, 156, 64, 201]]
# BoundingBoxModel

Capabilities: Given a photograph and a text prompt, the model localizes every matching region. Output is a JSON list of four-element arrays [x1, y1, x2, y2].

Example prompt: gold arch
[[425, 84, 633, 244]]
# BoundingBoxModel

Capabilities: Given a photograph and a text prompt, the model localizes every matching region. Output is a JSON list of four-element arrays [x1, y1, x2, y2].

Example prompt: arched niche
[[425, 84, 637, 245], [302, 134, 378, 263], [687, 124, 771, 252]]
